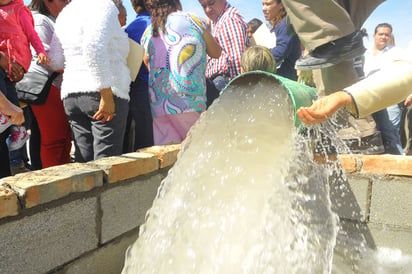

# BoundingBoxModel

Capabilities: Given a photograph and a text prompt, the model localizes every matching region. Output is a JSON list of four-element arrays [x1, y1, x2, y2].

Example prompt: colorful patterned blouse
[[141, 11, 207, 118]]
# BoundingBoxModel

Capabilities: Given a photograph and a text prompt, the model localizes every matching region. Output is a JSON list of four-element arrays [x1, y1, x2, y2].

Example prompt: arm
[[296, 91, 353, 125], [203, 30, 221, 58], [0, 52, 24, 82], [83, 3, 121, 122], [19, 7, 49, 64], [0, 92, 24, 126], [296, 59, 412, 125], [345, 59, 412, 118], [270, 19, 290, 64], [220, 16, 248, 76]]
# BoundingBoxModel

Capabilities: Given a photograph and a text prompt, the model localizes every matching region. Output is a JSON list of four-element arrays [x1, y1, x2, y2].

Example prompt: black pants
[[206, 78, 220, 109]]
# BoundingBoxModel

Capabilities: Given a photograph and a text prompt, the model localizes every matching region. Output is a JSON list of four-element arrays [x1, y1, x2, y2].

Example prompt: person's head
[[373, 23, 393, 50], [28, 0, 69, 18], [241, 45, 276, 74], [247, 18, 263, 38], [146, 0, 181, 36], [198, 0, 226, 22], [262, 0, 286, 28], [112, 0, 127, 27], [130, 0, 148, 13]]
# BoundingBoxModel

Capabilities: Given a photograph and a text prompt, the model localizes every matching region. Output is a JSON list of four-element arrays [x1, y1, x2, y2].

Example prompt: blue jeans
[[0, 68, 18, 177], [372, 104, 403, 154], [63, 93, 129, 162]]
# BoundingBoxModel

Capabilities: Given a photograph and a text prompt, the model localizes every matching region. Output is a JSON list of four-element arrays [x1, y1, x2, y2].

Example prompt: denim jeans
[[63, 93, 129, 162], [372, 104, 403, 154], [129, 78, 153, 150]]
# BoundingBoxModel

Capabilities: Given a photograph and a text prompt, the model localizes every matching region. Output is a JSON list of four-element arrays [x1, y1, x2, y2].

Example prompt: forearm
[[345, 60, 412, 118]]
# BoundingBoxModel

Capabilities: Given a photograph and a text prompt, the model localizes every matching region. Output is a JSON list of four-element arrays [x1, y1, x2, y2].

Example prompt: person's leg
[[282, 0, 355, 51], [0, 67, 22, 176], [129, 79, 153, 150], [372, 108, 403, 154], [404, 105, 412, 155], [206, 78, 221, 109], [337, 0, 385, 30], [63, 94, 95, 163], [92, 96, 129, 159], [28, 106, 42, 170], [153, 112, 200, 145], [0, 129, 11, 178], [31, 85, 72, 168], [313, 60, 384, 154]]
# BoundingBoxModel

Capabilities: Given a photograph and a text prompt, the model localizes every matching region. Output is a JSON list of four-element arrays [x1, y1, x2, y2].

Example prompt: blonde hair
[[241, 46, 276, 74]]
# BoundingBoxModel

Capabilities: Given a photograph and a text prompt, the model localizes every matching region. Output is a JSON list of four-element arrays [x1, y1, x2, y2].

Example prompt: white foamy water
[[122, 73, 412, 274], [122, 74, 338, 274]]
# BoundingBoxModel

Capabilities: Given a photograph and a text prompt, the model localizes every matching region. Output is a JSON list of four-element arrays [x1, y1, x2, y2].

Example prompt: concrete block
[[330, 173, 370, 222], [338, 154, 359, 173], [91, 153, 158, 184], [59, 230, 139, 274], [100, 174, 163, 243], [0, 198, 98, 274], [370, 177, 412, 227], [2, 163, 103, 208], [360, 155, 412, 176], [0, 184, 20, 219], [368, 222, 412, 254], [139, 144, 181, 168]]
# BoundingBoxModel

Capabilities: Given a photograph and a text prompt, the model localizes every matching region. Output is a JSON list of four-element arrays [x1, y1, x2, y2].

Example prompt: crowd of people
[[0, 0, 411, 178]]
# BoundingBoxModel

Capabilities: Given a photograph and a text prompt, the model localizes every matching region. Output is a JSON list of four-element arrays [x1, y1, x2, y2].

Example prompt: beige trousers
[[283, 0, 385, 138], [282, 0, 385, 51]]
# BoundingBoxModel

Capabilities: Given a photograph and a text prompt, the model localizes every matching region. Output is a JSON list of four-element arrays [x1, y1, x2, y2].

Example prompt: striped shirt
[[206, 2, 248, 79]]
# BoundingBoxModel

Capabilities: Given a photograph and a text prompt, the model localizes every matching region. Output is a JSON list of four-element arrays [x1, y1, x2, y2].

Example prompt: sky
[[125, 0, 412, 50], [23, 0, 412, 50]]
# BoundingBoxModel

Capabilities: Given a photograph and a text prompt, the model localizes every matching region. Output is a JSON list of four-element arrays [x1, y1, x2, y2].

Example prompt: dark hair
[[146, 0, 181, 37], [247, 18, 263, 34], [28, 0, 51, 16], [374, 23, 393, 34], [131, 0, 147, 12]]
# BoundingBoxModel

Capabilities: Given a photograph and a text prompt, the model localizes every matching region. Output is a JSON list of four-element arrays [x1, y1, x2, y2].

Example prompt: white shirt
[[49, 0, 131, 100]]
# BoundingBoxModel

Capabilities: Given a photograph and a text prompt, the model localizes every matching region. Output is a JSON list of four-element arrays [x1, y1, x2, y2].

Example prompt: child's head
[[241, 45, 276, 74]]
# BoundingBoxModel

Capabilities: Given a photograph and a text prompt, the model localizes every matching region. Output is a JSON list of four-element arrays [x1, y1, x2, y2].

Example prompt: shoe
[[295, 31, 366, 70], [0, 112, 11, 133], [342, 131, 385, 155], [8, 126, 30, 151]]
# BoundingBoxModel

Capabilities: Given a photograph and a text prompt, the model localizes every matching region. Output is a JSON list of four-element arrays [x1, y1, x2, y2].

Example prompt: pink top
[[0, 0, 46, 71]]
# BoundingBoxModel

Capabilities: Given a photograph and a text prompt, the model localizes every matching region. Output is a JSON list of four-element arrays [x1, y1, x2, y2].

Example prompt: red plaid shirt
[[206, 2, 249, 80]]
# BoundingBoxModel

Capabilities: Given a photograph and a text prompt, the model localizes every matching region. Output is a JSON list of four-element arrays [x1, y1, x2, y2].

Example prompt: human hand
[[2, 104, 24, 126], [296, 91, 353, 125], [38, 53, 50, 65], [7, 107, 25, 126], [405, 95, 412, 107], [93, 88, 115, 123], [0, 52, 24, 81]]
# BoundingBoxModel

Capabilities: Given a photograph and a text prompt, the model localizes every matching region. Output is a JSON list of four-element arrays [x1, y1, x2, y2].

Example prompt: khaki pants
[[283, 0, 385, 138], [283, 0, 384, 50]]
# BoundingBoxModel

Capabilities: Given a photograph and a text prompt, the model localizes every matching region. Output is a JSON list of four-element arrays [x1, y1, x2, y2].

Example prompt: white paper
[[253, 24, 277, 49], [127, 38, 144, 81]]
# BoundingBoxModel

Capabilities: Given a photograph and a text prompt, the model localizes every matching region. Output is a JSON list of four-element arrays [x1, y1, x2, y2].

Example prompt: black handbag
[[16, 71, 60, 105]]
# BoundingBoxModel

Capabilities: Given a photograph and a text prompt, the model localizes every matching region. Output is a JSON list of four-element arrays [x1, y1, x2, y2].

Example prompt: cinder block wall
[[0, 146, 411, 274]]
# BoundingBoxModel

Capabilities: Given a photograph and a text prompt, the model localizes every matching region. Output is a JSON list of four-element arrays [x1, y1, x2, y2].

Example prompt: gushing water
[[122, 75, 338, 273], [122, 74, 412, 273]]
